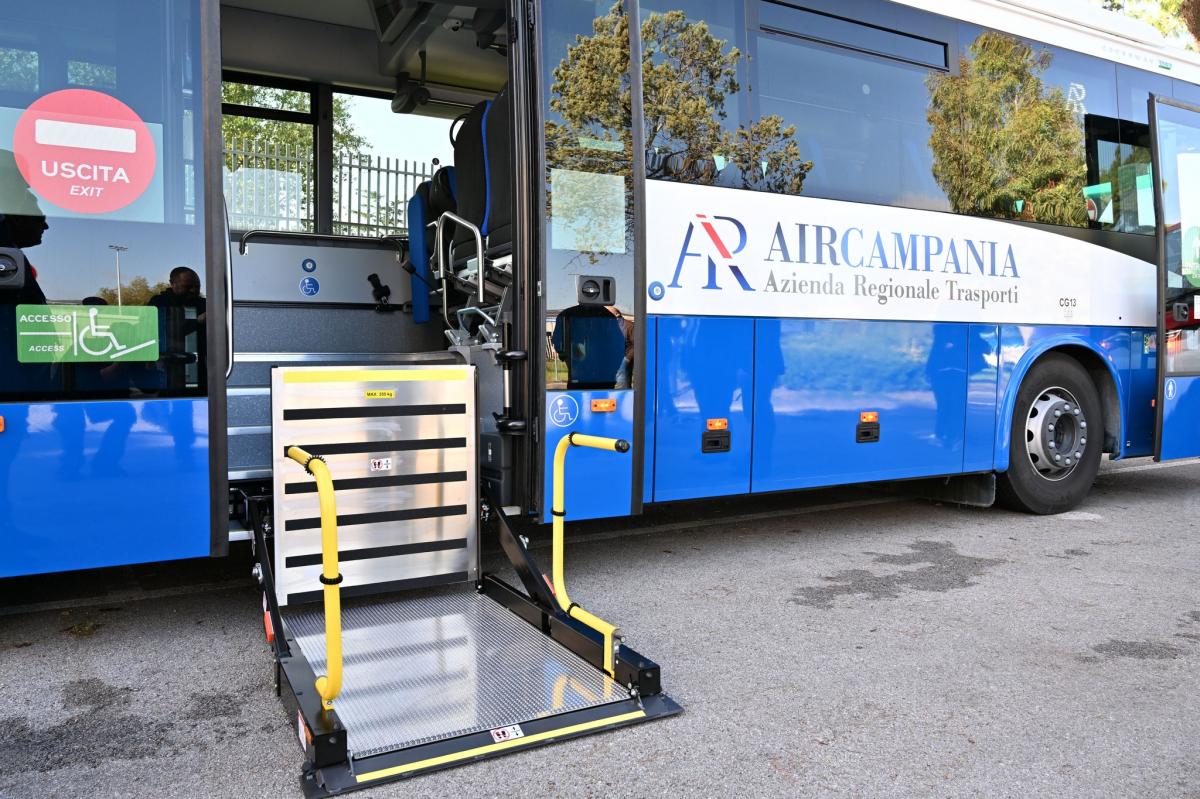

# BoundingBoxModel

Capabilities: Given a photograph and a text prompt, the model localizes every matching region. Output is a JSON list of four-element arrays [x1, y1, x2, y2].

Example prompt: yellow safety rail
[[551, 432, 630, 677], [285, 446, 343, 712]]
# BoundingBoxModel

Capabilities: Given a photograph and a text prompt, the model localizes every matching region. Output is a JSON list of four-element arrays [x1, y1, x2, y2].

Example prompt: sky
[[342, 94, 456, 168]]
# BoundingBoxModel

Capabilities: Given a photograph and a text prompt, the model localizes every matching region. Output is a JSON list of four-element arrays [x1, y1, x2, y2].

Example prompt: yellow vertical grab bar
[[285, 446, 343, 711], [551, 432, 630, 677]]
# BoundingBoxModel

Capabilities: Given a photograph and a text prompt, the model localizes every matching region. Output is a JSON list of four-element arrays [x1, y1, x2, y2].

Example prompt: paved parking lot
[[2, 458, 1198, 798]]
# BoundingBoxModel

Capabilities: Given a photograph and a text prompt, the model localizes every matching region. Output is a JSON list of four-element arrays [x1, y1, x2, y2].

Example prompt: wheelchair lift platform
[[257, 364, 679, 796]]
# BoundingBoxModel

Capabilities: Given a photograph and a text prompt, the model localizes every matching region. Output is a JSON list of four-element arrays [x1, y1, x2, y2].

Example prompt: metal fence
[[223, 138, 436, 237]]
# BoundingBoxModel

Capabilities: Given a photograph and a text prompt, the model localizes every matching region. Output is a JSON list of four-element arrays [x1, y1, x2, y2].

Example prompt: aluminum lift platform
[[251, 364, 679, 797]]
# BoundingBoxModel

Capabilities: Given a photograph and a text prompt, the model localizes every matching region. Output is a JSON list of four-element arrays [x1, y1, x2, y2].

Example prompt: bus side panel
[[963, 324, 1001, 472], [0, 398, 210, 578], [652, 316, 754, 502], [1124, 328, 1157, 458], [543, 391, 634, 523], [751, 319, 968, 492], [993, 326, 1133, 472]]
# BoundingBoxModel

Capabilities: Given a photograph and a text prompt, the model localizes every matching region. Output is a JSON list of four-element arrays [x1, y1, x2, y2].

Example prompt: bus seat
[[483, 83, 511, 256], [408, 166, 457, 325], [407, 181, 433, 324], [451, 99, 490, 260]]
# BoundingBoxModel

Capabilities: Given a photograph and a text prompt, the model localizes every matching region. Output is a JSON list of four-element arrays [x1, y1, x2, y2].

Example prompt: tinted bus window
[[759, 2, 947, 69], [756, 29, 947, 210], [0, 0, 207, 401], [1113, 65, 1171, 235], [640, 0, 747, 187], [939, 27, 1120, 230], [541, 0, 637, 392]]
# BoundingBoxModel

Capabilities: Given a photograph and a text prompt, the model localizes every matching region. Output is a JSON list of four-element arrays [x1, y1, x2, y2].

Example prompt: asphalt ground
[[1, 458, 1198, 798]]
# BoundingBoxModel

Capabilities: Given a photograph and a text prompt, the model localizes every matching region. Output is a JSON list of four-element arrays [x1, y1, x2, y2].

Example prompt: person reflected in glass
[[551, 303, 628, 390], [148, 265, 206, 391], [147, 266, 205, 468]]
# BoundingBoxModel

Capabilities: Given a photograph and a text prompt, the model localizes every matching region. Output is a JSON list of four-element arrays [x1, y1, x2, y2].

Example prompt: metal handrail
[[238, 229, 407, 258], [550, 432, 630, 677], [285, 445, 343, 711], [434, 211, 486, 304], [223, 198, 235, 379]]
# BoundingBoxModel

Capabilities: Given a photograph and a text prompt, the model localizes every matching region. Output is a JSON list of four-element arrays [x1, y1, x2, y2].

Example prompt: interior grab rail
[[434, 211, 486, 304], [285, 445, 344, 711], [551, 432, 630, 677]]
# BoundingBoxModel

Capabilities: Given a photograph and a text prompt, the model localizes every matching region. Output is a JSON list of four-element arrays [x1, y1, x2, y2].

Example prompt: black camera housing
[[0, 247, 26, 291]]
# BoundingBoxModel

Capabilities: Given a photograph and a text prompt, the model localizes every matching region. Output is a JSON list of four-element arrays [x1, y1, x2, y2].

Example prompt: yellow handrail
[[551, 432, 630, 677], [286, 445, 343, 712]]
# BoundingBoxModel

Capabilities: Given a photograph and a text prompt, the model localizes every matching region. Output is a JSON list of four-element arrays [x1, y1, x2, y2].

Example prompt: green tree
[[220, 83, 366, 159], [927, 31, 1087, 226], [1096, 0, 1191, 41], [96, 276, 169, 307], [0, 47, 38, 92], [545, 4, 812, 239]]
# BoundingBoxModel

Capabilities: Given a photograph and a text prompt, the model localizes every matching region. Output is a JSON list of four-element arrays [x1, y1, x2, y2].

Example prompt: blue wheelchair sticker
[[299, 277, 320, 297], [549, 394, 580, 427]]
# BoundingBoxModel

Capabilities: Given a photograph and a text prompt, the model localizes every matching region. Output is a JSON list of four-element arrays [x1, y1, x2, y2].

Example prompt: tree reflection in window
[[927, 31, 1088, 227], [547, 2, 812, 210]]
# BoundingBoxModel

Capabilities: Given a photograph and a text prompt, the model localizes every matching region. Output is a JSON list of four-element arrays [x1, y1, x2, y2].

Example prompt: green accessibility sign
[[15, 304, 159, 364]]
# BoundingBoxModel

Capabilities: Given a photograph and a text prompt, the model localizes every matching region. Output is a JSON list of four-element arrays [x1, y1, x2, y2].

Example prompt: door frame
[[202, 0, 230, 554], [1148, 93, 1200, 461]]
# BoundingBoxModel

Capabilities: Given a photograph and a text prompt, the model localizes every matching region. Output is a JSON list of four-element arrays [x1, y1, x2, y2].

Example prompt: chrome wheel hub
[[1024, 386, 1087, 481]]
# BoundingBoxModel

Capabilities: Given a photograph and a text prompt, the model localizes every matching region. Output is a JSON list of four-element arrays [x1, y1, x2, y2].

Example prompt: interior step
[[286, 588, 627, 759]]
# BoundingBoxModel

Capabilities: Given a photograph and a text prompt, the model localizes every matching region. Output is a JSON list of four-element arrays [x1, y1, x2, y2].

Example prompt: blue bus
[[2, 0, 1199, 576], [5, 0, 1200, 790]]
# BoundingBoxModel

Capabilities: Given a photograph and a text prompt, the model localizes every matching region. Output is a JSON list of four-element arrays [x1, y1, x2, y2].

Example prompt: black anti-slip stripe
[[284, 471, 468, 494], [285, 538, 467, 568], [287, 572, 468, 605], [284, 504, 467, 531], [283, 403, 466, 421], [302, 438, 465, 456]]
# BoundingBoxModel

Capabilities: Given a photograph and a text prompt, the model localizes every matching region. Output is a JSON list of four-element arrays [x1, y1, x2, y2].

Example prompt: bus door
[[1149, 95, 1200, 460], [534, 0, 647, 520], [0, 0, 222, 576]]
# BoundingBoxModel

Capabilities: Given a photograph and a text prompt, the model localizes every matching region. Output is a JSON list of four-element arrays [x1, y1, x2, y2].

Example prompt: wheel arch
[[994, 339, 1125, 472]]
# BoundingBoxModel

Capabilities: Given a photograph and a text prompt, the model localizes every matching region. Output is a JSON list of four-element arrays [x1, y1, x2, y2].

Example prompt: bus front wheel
[[997, 354, 1103, 515]]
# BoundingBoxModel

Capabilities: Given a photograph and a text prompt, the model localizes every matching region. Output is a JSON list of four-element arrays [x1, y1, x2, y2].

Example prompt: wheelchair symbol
[[78, 307, 127, 357], [549, 395, 580, 427]]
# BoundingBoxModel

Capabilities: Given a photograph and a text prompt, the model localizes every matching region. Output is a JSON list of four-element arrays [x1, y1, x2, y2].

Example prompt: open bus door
[[1149, 96, 1200, 460]]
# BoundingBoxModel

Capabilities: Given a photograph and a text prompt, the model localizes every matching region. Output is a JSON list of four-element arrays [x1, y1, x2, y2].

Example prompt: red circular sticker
[[12, 89, 156, 215]]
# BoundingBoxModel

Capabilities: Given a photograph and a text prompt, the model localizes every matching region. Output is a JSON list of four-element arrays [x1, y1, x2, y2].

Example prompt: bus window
[[222, 79, 315, 233], [541, 0, 637, 392], [639, 0, 746, 187], [1114, 65, 1171, 236], [0, 0, 207, 401], [331, 91, 455, 238], [756, 28, 946, 210]]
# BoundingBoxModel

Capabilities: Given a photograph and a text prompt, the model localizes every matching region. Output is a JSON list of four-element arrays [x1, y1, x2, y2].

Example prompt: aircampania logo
[[649, 211, 1023, 311]]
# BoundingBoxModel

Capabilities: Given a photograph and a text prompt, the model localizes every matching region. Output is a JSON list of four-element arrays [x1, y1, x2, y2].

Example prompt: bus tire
[[997, 354, 1103, 515]]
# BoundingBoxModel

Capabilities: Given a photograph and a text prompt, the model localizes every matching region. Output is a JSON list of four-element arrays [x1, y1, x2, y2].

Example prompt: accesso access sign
[[15, 305, 159, 364]]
